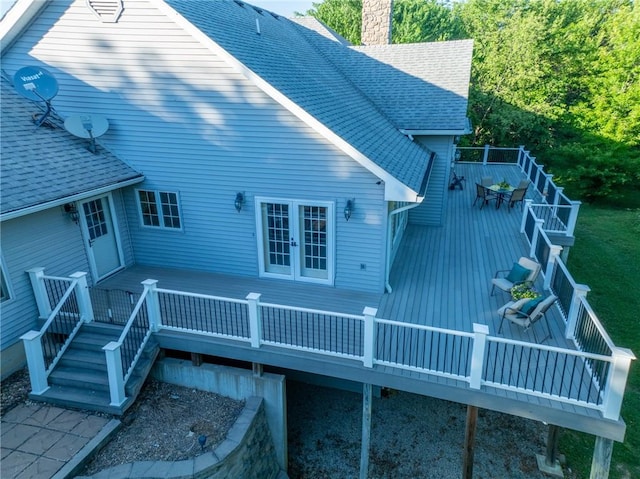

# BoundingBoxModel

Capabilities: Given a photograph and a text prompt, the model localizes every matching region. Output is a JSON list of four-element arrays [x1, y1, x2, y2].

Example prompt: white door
[[80, 195, 123, 280], [256, 199, 334, 285]]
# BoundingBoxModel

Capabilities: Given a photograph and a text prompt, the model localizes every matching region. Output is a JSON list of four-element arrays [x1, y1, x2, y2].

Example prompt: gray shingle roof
[[0, 79, 143, 217], [167, 0, 473, 196]]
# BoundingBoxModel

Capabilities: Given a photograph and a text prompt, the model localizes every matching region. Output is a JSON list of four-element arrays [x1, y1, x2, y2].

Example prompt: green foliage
[[392, 0, 462, 42], [563, 206, 640, 479]]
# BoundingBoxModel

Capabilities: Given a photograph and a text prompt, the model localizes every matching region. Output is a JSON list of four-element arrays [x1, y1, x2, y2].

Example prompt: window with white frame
[[136, 190, 182, 229], [0, 258, 11, 303]]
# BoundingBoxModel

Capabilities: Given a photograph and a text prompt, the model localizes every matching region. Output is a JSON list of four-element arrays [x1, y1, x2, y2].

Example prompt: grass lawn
[[561, 205, 640, 479]]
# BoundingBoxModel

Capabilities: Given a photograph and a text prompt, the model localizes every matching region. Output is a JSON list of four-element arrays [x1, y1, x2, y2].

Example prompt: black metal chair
[[498, 294, 558, 343], [472, 183, 497, 209], [507, 187, 527, 211]]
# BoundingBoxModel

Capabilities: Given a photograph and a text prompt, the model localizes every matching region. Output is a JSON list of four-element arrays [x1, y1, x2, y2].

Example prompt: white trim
[[0, 176, 144, 222], [0, 0, 49, 54], [78, 193, 125, 282], [0, 251, 14, 304], [399, 129, 468, 136], [254, 196, 334, 286], [153, 0, 419, 202]]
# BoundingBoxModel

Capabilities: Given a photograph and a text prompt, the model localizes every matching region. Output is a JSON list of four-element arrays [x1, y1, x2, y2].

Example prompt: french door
[[256, 198, 334, 285]]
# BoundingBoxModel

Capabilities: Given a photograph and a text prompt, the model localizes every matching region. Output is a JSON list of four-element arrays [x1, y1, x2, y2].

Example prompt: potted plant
[[498, 179, 511, 190], [510, 281, 540, 301]]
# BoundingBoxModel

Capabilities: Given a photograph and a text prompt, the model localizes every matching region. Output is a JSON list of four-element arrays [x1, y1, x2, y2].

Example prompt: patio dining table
[[488, 184, 515, 208]]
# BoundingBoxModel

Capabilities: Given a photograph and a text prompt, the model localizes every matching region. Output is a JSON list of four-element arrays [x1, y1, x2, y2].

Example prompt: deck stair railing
[[456, 145, 581, 237], [103, 280, 155, 407], [21, 268, 94, 395], [124, 281, 633, 420]]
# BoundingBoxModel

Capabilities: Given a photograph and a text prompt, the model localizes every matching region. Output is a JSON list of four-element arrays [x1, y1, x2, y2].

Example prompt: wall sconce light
[[63, 203, 79, 224], [344, 199, 354, 221], [453, 135, 461, 144], [234, 192, 245, 212], [454, 149, 461, 162]]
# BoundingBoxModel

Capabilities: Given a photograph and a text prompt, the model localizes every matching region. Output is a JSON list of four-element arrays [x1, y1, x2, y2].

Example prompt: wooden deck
[[94, 163, 625, 441]]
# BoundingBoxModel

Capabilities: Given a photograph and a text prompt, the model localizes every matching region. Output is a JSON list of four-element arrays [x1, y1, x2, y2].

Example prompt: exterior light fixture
[[234, 192, 245, 212], [344, 199, 354, 221], [63, 203, 79, 224], [454, 149, 462, 162]]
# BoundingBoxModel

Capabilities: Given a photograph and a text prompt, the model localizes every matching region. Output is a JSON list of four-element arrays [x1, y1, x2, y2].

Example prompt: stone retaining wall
[[80, 397, 282, 479]]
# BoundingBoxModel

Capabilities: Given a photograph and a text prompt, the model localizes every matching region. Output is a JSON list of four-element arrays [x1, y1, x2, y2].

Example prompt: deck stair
[[29, 322, 159, 415]]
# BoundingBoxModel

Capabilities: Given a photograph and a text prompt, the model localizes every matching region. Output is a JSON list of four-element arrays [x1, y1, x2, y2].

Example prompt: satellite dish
[[13, 66, 59, 102], [64, 114, 110, 153], [13, 66, 59, 128]]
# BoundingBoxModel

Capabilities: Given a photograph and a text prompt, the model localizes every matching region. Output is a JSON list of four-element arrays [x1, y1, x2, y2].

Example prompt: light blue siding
[[2, 0, 387, 293], [0, 194, 134, 350], [409, 136, 454, 226]]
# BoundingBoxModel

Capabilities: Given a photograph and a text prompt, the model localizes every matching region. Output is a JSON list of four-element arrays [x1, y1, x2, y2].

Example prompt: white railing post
[[362, 307, 377, 368], [20, 331, 49, 394], [70, 272, 93, 322], [27, 267, 51, 318], [565, 284, 590, 339], [529, 219, 545, 257], [246, 293, 262, 348], [103, 341, 126, 406], [482, 144, 490, 165], [520, 199, 533, 233], [544, 245, 563, 291], [469, 323, 489, 389], [601, 347, 635, 420], [142, 279, 161, 332], [566, 200, 581, 237], [518, 145, 525, 167]]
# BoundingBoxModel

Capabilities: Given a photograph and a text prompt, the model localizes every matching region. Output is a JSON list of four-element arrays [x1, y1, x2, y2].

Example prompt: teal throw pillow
[[522, 296, 544, 315], [506, 262, 531, 283]]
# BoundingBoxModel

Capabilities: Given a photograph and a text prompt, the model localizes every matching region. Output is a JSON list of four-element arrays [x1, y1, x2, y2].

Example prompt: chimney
[[361, 0, 394, 45]]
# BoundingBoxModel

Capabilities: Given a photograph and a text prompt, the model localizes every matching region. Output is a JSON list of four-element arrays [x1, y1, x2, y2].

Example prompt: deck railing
[[131, 280, 631, 420], [21, 268, 93, 395], [456, 145, 581, 237]]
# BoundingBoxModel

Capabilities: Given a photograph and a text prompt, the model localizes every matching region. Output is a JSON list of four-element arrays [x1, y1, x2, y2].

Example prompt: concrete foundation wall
[[1, 341, 26, 380], [151, 358, 287, 470]]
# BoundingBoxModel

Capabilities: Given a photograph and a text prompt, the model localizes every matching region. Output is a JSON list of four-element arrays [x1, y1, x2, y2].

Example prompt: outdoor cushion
[[506, 263, 531, 283], [522, 296, 545, 315]]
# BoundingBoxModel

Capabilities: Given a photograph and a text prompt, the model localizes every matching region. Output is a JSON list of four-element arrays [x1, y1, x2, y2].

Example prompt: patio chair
[[491, 256, 541, 296], [472, 183, 497, 209], [517, 179, 531, 190], [507, 187, 527, 211], [498, 294, 558, 343], [481, 176, 494, 187]]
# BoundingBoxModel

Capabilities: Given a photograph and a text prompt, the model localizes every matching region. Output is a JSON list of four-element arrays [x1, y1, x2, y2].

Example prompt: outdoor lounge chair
[[472, 183, 497, 209], [491, 256, 541, 296], [498, 294, 558, 343], [507, 187, 527, 211]]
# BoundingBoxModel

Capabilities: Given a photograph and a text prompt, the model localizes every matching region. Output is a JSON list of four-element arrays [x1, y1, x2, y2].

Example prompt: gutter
[[0, 175, 144, 222]]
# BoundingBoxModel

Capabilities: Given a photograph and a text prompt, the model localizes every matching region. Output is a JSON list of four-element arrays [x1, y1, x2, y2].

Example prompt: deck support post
[[590, 436, 613, 479], [535, 424, 563, 477], [462, 405, 478, 479], [70, 272, 94, 322], [191, 353, 203, 366], [20, 330, 49, 394], [359, 383, 372, 479], [520, 199, 533, 233], [252, 362, 263, 377], [27, 267, 51, 318], [565, 284, 590, 340], [246, 293, 262, 348], [529, 218, 545, 258]]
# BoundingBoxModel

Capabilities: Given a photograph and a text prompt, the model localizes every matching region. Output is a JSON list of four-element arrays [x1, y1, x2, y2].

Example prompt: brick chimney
[[361, 0, 394, 45]]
